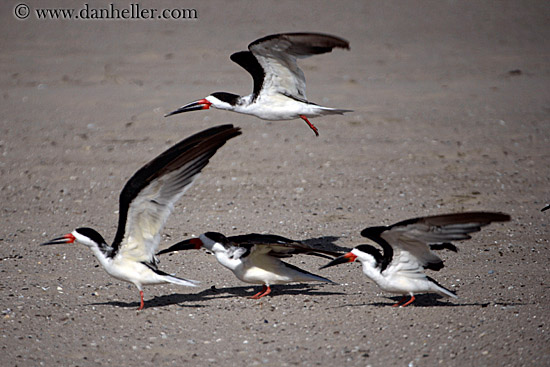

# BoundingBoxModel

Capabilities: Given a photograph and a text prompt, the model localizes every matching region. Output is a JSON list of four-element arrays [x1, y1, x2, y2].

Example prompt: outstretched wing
[[112, 125, 241, 262], [361, 212, 510, 272], [229, 233, 340, 260], [237, 33, 349, 101]]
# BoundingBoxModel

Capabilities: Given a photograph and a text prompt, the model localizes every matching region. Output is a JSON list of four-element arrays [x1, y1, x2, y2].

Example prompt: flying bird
[[166, 32, 352, 136], [320, 212, 510, 307], [42, 125, 241, 310], [158, 232, 340, 299]]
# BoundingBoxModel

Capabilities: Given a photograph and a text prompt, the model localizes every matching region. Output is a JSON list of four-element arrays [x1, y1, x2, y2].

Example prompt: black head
[[210, 92, 241, 106], [203, 231, 229, 245], [74, 227, 114, 257], [354, 244, 384, 268], [41, 227, 113, 257], [74, 227, 108, 245]]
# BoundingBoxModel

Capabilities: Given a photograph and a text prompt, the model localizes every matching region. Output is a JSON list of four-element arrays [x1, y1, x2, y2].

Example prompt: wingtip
[[483, 212, 511, 223], [250, 32, 350, 55]]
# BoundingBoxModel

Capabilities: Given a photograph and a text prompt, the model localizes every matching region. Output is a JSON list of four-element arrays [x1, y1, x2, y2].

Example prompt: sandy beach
[[1, 1, 549, 365]]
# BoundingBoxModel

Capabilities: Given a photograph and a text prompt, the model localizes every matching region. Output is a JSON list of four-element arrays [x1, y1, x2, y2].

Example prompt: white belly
[[235, 95, 323, 120]]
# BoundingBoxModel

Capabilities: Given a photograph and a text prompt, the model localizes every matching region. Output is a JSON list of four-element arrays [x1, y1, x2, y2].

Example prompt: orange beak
[[41, 233, 76, 246], [165, 99, 212, 117]]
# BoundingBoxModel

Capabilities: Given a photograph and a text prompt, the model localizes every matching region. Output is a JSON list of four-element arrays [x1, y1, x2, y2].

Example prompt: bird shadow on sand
[[332, 294, 528, 308], [86, 283, 345, 310], [204, 283, 346, 299], [302, 236, 348, 253], [87, 236, 345, 310], [86, 297, 208, 310]]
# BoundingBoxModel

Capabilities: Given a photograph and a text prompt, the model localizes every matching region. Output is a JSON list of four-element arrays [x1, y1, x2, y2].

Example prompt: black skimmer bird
[[320, 212, 510, 307], [158, 232, 340, 299], [542, 204, 550, 212], [166, 32, 352, 136], [41, 125, 241, 310]]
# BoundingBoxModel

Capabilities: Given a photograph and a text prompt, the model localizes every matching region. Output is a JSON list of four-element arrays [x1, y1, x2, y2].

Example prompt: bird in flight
[[166, 32, 352, 136]]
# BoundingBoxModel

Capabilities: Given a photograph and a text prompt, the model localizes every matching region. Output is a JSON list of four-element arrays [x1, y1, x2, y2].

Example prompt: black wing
[[361, 212, 510, 272], [111, 125, 241, 259]]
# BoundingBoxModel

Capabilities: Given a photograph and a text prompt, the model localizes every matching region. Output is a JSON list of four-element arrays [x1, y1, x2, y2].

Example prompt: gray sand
[[1, 1, 549, 366]]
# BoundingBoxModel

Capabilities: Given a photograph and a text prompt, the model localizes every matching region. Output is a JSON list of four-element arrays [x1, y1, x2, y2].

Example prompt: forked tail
[[154, 268, 199, 287], [427, 276, 458, 298], [165, 274, 199, 287], [319, 107, 353, 116]]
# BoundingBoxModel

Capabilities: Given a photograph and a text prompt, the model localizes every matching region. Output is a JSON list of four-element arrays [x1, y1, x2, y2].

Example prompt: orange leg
[[392, 295, 407, 307], [300, 115, 319, 137], [257, 285, 271, 299], [138, 290, 145, 310], [400, 295, 416, 307], [250, 285, 267, 299], [250, 285, 272, 299]]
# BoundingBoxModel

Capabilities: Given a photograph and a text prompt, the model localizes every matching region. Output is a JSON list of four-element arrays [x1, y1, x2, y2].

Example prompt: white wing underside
[[251, 41, 308, 100], [380, 220, 485, 272], [118, 165, 202, 263], [385, 250, 429, 279], [381, 225, 442, 271]]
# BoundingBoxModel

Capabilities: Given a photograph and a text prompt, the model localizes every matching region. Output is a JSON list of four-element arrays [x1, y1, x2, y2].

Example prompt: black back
[[210, 92, 241, 106], [230, 51, 265, 99], [228, 233, 295, 245], [204, 231, 230, 245], [359, 226, 394, 271], [75, 227, 114, 257]]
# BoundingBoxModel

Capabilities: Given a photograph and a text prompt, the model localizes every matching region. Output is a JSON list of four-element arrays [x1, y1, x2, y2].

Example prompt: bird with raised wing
[[42, 125, 241, 310], [166, 32, 352, 136], [321, 212, 510, 307], [158, 232, 340, 298]]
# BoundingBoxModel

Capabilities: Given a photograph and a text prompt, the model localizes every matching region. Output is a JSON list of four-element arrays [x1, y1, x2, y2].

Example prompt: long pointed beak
[[157, 238, 203, 255], [165, 99, 212, 117], [319, 252, 357, 269], [41, 233, 76, 246]]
